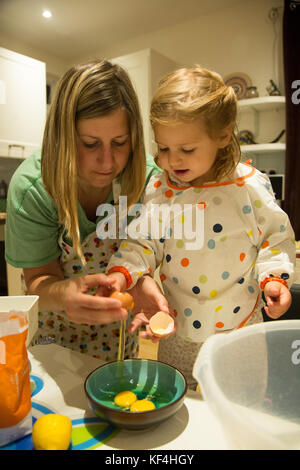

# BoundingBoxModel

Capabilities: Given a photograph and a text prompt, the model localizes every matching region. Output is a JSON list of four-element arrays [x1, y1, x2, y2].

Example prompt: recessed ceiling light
[[42, 10, 52, 18]]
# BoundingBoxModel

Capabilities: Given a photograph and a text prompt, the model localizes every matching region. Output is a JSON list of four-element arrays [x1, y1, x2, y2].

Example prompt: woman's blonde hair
[[150, 65, 241, 181], [41, 59, 146, 260]]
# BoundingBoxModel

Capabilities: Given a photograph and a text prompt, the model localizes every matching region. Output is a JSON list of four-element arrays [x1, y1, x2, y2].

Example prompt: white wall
[[72, 0, 284, 97], [0, 0, 284, 97], [0, 32, 67, 77]]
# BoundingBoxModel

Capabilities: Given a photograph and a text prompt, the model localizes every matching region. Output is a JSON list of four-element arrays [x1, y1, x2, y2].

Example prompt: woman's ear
[[217, 127, 233, 148]]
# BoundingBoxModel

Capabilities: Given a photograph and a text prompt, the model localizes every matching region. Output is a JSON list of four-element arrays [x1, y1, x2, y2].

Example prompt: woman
[[5, 59, 161, 360]]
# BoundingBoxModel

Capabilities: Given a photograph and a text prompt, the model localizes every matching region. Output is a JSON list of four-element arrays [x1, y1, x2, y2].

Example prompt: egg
[[110, 291, 134, 310], [130, 399, 156, 412], [149, 311, 175, 338], [114, 390, 137, 408]]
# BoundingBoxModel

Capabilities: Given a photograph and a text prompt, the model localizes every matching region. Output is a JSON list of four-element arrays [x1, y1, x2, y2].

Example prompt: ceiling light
[[42, 10, 52, 18]]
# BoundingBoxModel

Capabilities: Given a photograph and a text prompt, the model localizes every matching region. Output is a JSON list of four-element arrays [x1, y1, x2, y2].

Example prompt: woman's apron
[[29, 180, 139, 361]]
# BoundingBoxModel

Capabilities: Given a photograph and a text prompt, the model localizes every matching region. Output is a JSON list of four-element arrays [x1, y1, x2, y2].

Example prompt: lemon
[[32, 414, 72, 450]]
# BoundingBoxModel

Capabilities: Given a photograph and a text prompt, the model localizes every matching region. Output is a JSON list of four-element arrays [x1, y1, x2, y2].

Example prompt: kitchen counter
[[5, 344, 229, 450]]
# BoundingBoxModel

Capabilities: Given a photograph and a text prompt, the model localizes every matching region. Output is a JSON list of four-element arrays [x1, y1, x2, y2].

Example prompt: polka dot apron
[[107, 164, 297, 388], [30, 180, 139, 361]]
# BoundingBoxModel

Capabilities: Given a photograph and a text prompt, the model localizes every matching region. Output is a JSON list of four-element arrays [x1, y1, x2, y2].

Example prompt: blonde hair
[[150, 65, 241, 181], [41, 59, 146, 260]]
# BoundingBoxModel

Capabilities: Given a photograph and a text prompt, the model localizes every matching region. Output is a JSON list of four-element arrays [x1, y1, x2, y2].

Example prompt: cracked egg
[[110, 291, 134, 310], [149, 311, 175, 338]]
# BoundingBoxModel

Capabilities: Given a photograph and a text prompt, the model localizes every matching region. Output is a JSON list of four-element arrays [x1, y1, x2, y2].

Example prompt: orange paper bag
[[0, 311, 32, 446]]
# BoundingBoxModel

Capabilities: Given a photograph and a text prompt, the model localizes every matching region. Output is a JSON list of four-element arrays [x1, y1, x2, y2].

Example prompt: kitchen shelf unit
[[238, 95, 285, 112], [238, 95, 286, 174], [240, 142, 285, 156]]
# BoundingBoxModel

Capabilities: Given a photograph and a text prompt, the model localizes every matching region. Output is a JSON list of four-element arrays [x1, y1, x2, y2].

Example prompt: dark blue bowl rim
[[84, 358, 188, 415]]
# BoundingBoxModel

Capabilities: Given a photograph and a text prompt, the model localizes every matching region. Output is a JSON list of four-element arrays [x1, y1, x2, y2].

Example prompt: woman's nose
[[97, 145, 113, 165]]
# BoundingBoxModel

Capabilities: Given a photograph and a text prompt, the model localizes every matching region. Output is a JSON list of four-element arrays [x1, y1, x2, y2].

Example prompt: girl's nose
[[168, 151, 182, 168]]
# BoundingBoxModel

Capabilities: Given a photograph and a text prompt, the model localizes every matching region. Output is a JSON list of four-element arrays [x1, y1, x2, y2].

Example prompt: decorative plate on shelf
[[224, 72, 252, 99]]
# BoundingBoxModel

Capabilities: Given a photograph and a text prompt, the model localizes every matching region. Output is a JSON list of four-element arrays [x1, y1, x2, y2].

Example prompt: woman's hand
[[24, 260, 127, 325], [61, 274, 128, 324], [128, 275, 176, 343], [264, 281, 292, 319]]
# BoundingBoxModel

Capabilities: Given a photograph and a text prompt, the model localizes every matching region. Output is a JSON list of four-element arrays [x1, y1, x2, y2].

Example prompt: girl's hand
[[128, 275, 176, 342], [264, 281, 292, 319], [61, 273, 128, 324], [101, 271, 127, 293]]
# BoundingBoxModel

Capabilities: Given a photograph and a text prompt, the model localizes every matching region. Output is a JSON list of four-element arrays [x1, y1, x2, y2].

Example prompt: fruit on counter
[[110, 291, 134, 310], [32, 413, 72, 450], [149, 311, 175, 338]]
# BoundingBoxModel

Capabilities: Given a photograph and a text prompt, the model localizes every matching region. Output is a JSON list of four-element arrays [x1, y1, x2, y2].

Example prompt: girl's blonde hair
[[41, 59, 146, 260], [150, 65, 241, 181]]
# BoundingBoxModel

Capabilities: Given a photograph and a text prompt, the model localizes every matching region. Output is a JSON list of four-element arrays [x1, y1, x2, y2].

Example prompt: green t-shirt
[[5, 150, 161, 268]]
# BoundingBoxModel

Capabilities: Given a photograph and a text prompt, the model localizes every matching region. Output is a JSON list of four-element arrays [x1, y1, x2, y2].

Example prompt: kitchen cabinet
[[112, 49, 178, 155], [6, 263, 23, 296], [0, 217, 23, 296], [0, 47, 46, 159], [237, 96, 286, 174]]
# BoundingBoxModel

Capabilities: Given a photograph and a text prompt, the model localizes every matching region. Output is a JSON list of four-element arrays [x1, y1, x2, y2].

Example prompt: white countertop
[[27, 344, 229, 450]]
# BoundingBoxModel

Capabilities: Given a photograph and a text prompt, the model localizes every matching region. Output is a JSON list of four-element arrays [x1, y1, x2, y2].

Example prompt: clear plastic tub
[[193, 320, 300, 450]]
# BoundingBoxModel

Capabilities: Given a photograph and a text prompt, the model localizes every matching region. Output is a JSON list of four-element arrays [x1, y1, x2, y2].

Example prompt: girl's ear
[[217, 127, 233, 148]]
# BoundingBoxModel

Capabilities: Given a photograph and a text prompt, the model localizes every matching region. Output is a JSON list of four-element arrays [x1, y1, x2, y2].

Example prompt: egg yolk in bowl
[[130, 399, 156, 412], [114, 390, 156, 412], [114, 391, 137, 408]]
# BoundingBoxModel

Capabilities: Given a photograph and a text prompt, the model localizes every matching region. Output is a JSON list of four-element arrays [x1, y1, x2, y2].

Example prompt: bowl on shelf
[[193, 320, 300, 450], [84, 358, 187, 430]]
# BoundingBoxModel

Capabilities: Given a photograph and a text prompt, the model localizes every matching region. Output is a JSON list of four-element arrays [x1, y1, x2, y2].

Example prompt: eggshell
[[110, 291, 134, 310], [149, 311, 175, 338]]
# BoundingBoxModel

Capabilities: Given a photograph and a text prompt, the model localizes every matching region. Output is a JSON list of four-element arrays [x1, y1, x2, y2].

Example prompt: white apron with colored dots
[[29, 181, 139, 361], [107, 164, 295, 387]]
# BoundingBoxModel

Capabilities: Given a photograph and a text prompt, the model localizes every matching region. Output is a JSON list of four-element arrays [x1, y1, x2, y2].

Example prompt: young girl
[[106, 65, 296, 388]]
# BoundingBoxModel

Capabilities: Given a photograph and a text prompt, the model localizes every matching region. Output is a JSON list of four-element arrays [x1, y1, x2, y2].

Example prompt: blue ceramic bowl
[[84, 358, 187, 430]]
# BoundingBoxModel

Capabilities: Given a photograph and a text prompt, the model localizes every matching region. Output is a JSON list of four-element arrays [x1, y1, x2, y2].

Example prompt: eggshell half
[[149, 311, 175, 338], [110, 291, 134, 310]]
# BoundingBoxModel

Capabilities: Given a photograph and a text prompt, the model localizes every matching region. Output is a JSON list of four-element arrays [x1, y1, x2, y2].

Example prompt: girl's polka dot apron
[[108, 165, 296, 388]]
